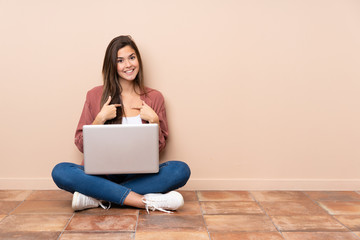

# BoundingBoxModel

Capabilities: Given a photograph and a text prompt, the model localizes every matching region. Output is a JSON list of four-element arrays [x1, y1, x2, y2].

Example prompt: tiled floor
[[0, 190, 360, 239]]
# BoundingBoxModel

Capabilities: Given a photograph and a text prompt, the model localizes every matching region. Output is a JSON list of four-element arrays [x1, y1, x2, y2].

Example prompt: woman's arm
[[75, 94, 122, 152], [157, 103, 168, 152], [74, 99, 92, 153], [141, 90, 168, 152]]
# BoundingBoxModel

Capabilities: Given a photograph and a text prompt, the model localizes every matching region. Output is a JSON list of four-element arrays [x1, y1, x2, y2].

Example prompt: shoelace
[[99, 201, 111, 210], [142, 199, 173, 214]]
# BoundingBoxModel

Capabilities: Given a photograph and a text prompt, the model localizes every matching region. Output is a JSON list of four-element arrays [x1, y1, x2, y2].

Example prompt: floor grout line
[[248, 191, 287, 240], [7, 190, 34, 216], [56, 212, 75, 240], [133, 208, 140, 240], [351, 232, 360, 240], [196, 190, 212, 240], [302, 191, 357, 235]]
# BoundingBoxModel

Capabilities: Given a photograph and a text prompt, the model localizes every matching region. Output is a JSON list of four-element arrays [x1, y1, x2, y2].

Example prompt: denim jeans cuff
[[119, 188, 131, 205]]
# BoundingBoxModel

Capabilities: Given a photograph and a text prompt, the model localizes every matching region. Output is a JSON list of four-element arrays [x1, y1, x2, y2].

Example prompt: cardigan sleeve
[[144, 89, 169, 153], [74, 92, 95, 153], [157, 96, 168, 152]]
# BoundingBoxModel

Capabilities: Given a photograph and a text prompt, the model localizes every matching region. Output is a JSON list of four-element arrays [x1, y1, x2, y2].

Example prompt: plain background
[[0, 0, 359, 190]]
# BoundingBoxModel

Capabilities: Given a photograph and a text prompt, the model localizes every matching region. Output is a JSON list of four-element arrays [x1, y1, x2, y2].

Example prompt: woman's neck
[[120, 79, 138, 95]]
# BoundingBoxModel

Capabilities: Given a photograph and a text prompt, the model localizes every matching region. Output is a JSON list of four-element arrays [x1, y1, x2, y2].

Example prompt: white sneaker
[[142, 191, 184, 214], [72, 192, 111, 211]]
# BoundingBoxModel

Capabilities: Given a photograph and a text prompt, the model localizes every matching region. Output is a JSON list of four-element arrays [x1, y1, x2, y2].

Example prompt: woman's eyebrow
[[117, 53, 135, 59]]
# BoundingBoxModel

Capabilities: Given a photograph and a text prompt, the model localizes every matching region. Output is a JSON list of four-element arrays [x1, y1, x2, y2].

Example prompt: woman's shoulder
[[87, 85, 103, 95], [143, 86, 164, 99], [85, 85, 103, 101], [88, 85, 103, 94], [142, 86, 165, 107]]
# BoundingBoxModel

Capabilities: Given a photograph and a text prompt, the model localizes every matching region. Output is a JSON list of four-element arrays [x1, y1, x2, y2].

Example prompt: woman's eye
[[130, 56, 136, 60], [117, 59, 123, 63]]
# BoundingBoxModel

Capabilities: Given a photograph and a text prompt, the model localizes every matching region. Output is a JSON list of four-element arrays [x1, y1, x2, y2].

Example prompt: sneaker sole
[[72, 192, 79, 210]]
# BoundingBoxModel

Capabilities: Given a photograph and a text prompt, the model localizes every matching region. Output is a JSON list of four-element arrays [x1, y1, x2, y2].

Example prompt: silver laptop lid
[[83, 124, 159, 174]]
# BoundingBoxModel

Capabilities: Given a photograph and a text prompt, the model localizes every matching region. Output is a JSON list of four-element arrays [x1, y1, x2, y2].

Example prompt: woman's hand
[[93, 96, 121, 124], [132, 101, 159, 124]]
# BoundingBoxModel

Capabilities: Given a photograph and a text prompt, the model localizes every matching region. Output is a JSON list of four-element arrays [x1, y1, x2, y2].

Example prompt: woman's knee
[[51, 162, 79, 189], [52, 162, 69, 179], [164, 161, 191, 186]]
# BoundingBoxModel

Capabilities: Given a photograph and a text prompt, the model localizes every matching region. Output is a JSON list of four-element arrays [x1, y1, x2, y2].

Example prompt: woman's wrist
[[149, 115, 159, 124], [93, 114, 106, 125]]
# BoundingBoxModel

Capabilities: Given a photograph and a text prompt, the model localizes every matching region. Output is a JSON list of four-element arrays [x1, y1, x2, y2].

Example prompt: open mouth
[[124, 69, 135, 74]]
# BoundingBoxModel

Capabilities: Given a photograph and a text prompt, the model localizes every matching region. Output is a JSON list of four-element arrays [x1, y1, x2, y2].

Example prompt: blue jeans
[[51, 161, 191, 205]]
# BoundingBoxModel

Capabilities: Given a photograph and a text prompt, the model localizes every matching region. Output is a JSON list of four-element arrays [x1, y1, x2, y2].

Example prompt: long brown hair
[[101, 35, 145, 124]]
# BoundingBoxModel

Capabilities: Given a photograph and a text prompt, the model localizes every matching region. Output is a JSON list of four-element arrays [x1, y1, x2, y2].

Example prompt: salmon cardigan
[[74, 85, 169, 164]]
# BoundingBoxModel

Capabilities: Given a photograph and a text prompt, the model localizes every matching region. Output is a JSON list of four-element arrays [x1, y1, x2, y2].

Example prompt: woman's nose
[[124, 59, 131, 67]]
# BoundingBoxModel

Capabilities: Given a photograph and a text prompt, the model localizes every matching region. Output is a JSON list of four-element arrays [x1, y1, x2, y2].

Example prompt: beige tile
[[197, 191, 253, 201], [353, 232, 360, 237], [135, 231, 209, 240], [318, 201, 360, 215], [27, 190, 73, 201], [0, 190, 32, 201], [261, 201, 327, 216], [137, 215, 206, 231], [0, 215, 6, 221], [0, 231, 60, 240], [66, 215, 137, 231], [201, 201, 263, 215], [204, 215, 276, 232], [11, 200, 73, 214], [0, 214, 71, 232], [178, 191, 198, 201], [333, 215, 360, 230], [211, 232, 284, 240], [271, 215, 347, 231], [305, 191, 360, 201], [0, 201, 22, 214], [75, 206, 139, 216], [60, 232, 134, 240], [140, 201, 201, 215], [251, 191, 309, 202], [282, 232, 359, 240]]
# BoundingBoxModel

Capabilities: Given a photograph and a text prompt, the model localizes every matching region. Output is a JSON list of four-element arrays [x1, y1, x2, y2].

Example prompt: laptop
[[83, 124, 159, 174]]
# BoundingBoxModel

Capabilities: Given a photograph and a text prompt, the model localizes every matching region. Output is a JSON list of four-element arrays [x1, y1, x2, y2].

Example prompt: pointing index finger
[[105, 96, 112, 105], [131, 105, 142, 110]]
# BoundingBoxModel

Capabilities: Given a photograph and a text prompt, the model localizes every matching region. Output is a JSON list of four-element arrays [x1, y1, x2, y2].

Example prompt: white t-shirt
[[122, 115, 142, 125]]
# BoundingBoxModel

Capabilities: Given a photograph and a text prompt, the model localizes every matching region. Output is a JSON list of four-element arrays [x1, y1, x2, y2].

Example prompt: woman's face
[[117, 45, 140, 82]]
